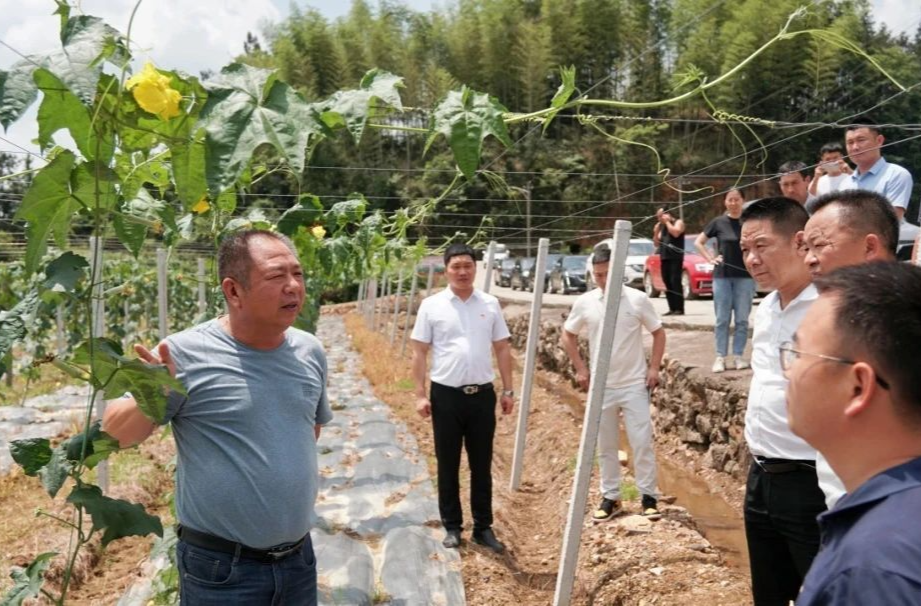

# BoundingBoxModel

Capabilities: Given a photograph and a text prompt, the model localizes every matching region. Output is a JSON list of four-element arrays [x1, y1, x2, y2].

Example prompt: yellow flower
[[311, 225, 326, 239], [192, 197, 210, 214], [126, 62, 182, 120]]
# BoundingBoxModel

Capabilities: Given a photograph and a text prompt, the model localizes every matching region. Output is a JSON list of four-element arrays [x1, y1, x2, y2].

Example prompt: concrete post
[[366, 278, 377, 328], [157, 248, 169, 341], [197, 257, 207, 317], [89, 236, 108, 494], [376, 272, 390, 333], [400, 266, 419, 358], [390, 269, 404, 346], [553, 221, 632, 606], [482, 240, 496, 293], [509, 238, 550, 491], [426, 264, 435, 297]]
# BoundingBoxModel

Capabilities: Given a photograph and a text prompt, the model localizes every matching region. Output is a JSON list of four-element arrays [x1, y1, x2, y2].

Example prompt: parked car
[[549, 255, 589, 294], [897, 221, 918, 261], [481, 243, 509, 270], [584, 238, 655, 289], [643, 234, 714, 299], [510, 257, 536, 290], [537, 254, 562, 292], [493, 257, 516, 287]]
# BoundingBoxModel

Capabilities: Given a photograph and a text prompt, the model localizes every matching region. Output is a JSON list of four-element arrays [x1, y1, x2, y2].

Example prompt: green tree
[[513, 19, 554, 112], [272, 8, 346, 98]]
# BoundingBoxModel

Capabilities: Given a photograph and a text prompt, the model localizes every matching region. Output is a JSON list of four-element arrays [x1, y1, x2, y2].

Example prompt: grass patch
[[393, 378, 415, 391], [372, 582, 392, 604], [620, 480, 640, 502], [566, 453, 599, 473]]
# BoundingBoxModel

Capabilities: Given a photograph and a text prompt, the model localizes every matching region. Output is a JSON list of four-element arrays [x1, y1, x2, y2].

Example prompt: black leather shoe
[[442, 530, 462, 548], [472, 528, 506, 553]]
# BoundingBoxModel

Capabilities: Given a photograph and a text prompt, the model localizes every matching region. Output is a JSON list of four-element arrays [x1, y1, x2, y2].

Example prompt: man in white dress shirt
[[738, 197, 828, 606], [410, 243, 514, 553]]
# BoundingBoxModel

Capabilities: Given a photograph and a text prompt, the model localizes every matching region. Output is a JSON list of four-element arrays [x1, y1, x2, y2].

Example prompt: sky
[[0, 0, 917, 161]]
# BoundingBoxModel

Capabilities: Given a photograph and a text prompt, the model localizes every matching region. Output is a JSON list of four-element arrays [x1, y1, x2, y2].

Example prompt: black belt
[[435, 382, 494, 395], [753, 457, 816, 474], [177, 525, 307, 562]]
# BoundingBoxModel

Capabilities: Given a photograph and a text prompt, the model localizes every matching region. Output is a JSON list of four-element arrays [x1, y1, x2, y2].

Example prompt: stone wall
[[506, 314, 751, 481], [651, 358, 750, 480]]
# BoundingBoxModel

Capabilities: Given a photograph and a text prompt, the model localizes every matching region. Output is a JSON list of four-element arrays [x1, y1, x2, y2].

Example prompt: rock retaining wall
[[506, 315, 751, 481]]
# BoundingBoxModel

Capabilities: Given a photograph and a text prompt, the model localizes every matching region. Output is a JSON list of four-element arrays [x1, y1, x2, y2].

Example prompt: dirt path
[[0, 438, 176, 604], [340, 310, 752, 605]]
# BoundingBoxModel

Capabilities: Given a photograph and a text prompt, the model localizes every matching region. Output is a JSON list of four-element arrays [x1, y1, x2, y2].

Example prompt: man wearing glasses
[[783, 263, 921, 604], [738, 197, 828, 606]]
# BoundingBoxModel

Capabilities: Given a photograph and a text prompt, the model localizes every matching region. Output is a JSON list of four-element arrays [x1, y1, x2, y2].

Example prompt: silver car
[[585, 238, 655, 289]]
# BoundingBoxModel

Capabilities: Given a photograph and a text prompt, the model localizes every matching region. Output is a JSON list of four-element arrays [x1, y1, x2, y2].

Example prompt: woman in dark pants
[[653, 207, 686, 315]]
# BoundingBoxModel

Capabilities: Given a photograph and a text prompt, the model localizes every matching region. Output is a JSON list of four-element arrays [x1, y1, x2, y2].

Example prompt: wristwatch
[[502, 389, 515, 397]]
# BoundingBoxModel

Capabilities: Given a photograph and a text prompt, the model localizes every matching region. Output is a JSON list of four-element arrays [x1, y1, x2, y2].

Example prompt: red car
[[643, 234, 714, 300]]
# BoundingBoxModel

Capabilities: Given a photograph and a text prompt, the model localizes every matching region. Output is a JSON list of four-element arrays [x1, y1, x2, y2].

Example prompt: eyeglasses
[[778, 341, 890, 390]]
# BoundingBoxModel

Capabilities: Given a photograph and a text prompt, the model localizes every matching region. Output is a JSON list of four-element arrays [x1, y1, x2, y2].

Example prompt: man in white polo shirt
[[411, 243, 515, 553], [560, 243, 666, 522]]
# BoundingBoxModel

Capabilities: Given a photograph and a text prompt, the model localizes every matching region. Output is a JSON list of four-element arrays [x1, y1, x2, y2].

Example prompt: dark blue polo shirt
[[797, 457, 921, 605]]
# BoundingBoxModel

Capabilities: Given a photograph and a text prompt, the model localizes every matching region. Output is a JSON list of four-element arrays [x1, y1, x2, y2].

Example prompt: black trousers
[[661, 258, 685, 313], [430, 382, 497, 532], [743, 460, 826, 606]]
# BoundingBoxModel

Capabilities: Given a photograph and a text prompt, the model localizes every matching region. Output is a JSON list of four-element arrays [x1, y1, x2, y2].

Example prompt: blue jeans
[[712, 277, 754, 357], [177, 536, 317, 605]]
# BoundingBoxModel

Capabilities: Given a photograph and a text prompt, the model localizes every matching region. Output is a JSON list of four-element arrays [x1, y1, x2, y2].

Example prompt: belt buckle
[[266, 544, 299, 560], [462, 385, 478, 395]]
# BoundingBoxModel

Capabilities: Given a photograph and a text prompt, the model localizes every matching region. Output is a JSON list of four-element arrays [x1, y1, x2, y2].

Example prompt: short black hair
[[815, 262, 921, 425], [727, 187, 746, 200], [444, 243, 476, 266], [819, 142, 844, 156], [778, 161, 810, 179], [592, 243, 612, 264], [809, 189, 899, 256], [740, 196, 809, 238], [218, 230, 297, 289], [847, 116, 881, 136]]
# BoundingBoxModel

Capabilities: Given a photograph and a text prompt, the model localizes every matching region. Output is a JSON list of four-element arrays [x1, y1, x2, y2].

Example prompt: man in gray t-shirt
[[104, 230, 331, 605]]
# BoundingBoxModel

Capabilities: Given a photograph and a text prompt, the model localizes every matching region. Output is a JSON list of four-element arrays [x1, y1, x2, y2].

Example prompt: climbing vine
[[0, 1, 901, 603]]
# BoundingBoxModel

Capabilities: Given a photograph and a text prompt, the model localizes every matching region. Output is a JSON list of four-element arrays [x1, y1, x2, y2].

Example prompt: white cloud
[[1, 0, 916, 159], [1, 0, 281, 158], [871, 0, 920, 37]]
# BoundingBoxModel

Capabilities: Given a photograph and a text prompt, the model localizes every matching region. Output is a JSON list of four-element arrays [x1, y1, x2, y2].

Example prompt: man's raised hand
[[135, 342, 176, 378]]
